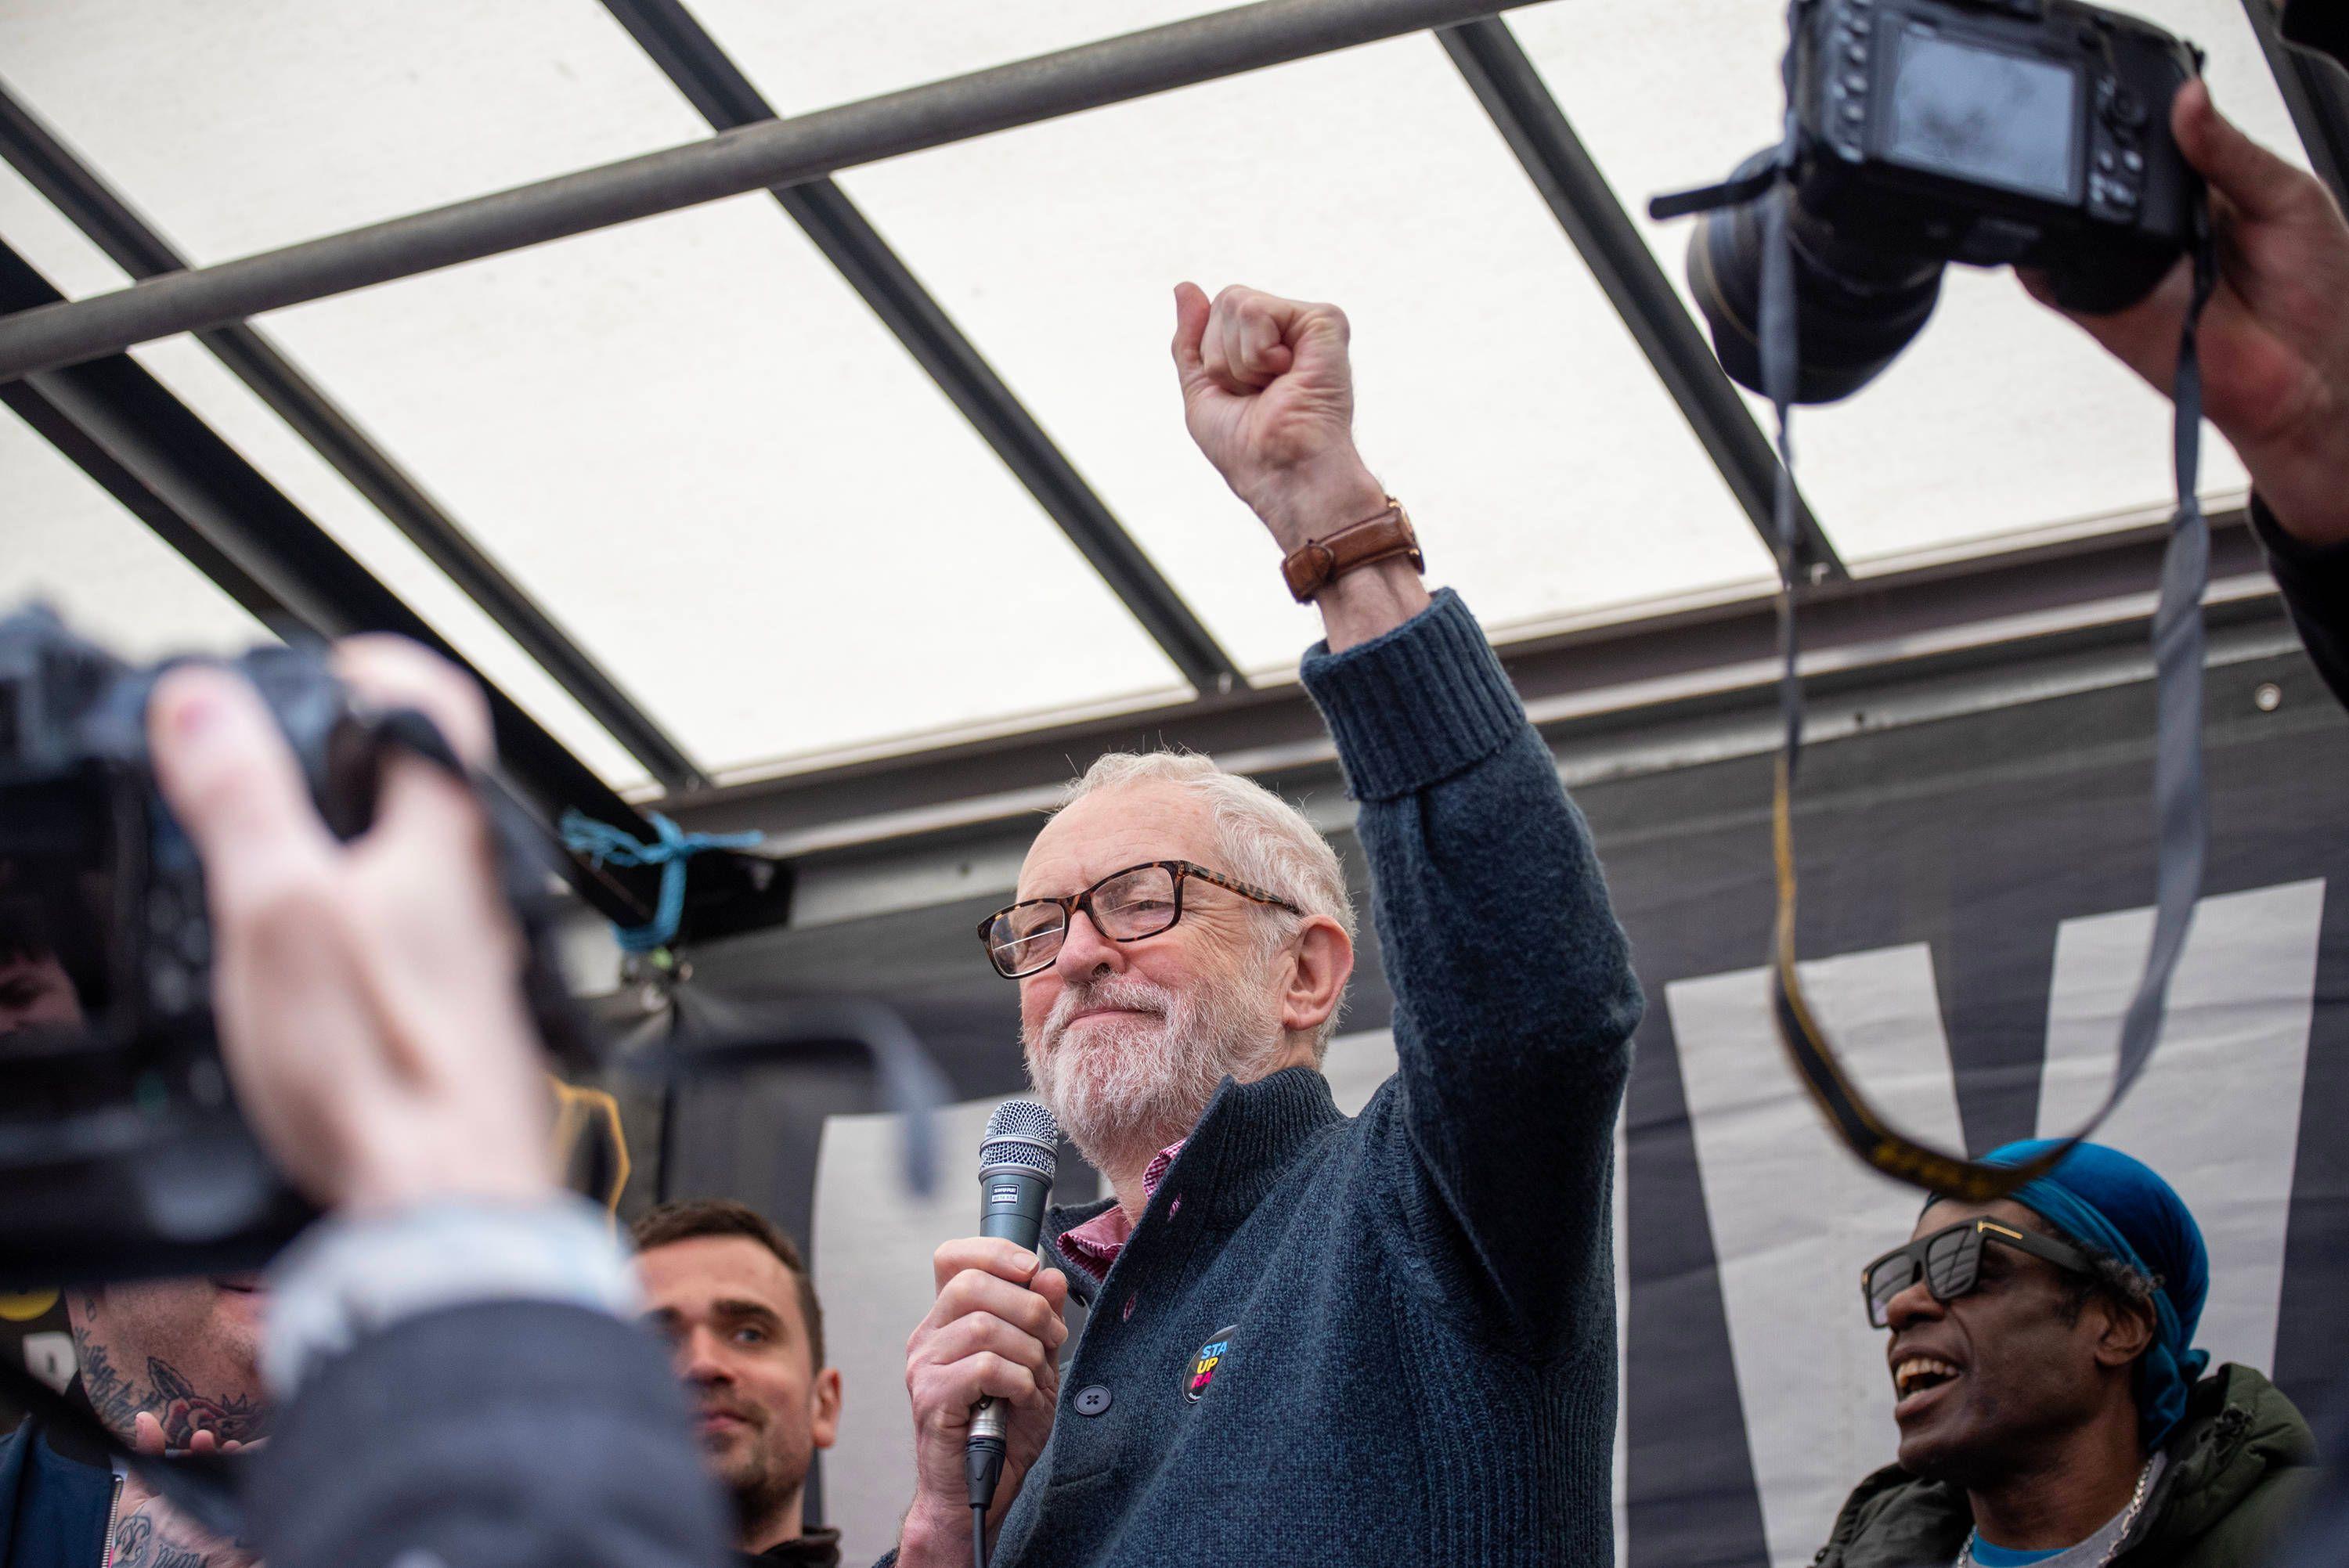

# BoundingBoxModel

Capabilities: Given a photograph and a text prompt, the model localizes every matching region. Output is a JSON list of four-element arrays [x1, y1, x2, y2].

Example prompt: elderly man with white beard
[[883, 282, 1644, 1568]]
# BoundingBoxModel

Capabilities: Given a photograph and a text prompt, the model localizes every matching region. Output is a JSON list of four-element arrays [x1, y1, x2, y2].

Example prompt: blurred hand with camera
[[124, 639, 723, 1568], [146, 637, 554, 1213], [5, 641, 565, 1568], [2026, 79, 2349, 548]]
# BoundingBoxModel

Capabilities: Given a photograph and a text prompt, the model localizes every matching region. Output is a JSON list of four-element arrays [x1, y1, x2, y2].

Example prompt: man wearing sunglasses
[[884, 283, 1643, 1568], [1818, 1140, 2315, 1568]]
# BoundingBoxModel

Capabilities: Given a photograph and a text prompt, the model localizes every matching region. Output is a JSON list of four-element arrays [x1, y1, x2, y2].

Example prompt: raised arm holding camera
[[2022, 75, 2349, 708], [1658, 0, 2349, 711]]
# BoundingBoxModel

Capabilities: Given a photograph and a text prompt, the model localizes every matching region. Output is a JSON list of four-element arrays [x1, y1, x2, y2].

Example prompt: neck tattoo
[[78, 1343, 267, 1450]]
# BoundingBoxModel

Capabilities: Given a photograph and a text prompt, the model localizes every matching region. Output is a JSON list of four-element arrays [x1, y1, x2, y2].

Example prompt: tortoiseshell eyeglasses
[[977, 860, 1301, 979]]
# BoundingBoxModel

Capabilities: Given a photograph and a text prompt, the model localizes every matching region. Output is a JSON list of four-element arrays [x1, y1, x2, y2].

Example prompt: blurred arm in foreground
[[146, 640, 727, 1568]]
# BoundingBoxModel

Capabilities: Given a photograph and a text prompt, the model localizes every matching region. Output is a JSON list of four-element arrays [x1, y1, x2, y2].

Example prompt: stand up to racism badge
[[1185, 1325, 1238, 1403]]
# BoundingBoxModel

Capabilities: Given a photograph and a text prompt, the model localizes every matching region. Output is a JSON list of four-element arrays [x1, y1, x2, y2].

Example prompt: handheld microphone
[[965, 1100, 1059, 1563]]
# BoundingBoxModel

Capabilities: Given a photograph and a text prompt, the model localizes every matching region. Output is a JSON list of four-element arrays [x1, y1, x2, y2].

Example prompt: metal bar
[[2241, 0, 2349, 211], [0, 0, 1523, 381], [691, 607, 2309, 944], [667, 503, 2264, 842], [597, 0, 1246, 694], [0, 236, 677, 926], [1438, 19, 1848, 583], [0, 81, 710, 789]]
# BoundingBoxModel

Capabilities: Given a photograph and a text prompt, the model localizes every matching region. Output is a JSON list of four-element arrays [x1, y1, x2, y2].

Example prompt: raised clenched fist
[[1171, 282, 1389, 554]]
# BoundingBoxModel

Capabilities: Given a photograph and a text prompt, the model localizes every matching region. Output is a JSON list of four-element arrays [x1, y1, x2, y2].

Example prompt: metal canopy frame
[[1438, 18, 1847, 582], [0, 238, 789, 932], [597, 0, 1246, 694], [4, 0, 2347, 946], [662, 503, 2272, 851], [0, 85, 709, 791], [0, 0, 1543, 380]]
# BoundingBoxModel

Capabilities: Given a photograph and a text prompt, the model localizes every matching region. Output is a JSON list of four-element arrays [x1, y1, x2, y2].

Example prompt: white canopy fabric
[[0, 0, 2315, 792]]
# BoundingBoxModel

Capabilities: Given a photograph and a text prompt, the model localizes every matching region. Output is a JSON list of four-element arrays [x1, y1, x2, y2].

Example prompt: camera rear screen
[[1883, 28, 2081, 201], [0, 782, 117, 1046]]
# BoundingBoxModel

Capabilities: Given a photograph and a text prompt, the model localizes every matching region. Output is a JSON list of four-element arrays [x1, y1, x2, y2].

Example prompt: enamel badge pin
[[1185, 1324, 1239, 1403]]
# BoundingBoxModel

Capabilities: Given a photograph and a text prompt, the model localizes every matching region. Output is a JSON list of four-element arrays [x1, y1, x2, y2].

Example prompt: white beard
[[1023, 967, 1286, 1175]]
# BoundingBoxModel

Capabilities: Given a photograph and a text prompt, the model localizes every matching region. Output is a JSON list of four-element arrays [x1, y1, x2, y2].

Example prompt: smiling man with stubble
[[1821, 1141, 2316, 1568], [636, 1200, 845, 1568]]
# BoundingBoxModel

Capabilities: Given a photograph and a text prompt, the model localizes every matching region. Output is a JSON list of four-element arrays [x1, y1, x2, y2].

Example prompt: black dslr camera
[[0, 605, 576, 1288], [1685, 0, 2202, 402]]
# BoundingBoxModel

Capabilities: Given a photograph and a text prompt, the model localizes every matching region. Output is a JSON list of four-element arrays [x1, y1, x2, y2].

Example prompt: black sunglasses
[[1860, 1217, 2095, 1328]]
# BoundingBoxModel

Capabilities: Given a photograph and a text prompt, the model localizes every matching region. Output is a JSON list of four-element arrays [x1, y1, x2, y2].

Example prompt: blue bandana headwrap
[[1956, 1140, 2210, 1450]]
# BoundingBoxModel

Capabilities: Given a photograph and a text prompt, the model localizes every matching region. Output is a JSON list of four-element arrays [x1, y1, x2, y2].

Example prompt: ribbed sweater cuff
[[1299, 588, 1526, 802]]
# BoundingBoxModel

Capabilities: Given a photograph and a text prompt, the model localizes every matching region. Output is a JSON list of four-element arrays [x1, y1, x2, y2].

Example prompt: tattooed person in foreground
[[0, 897, 265, 1568]]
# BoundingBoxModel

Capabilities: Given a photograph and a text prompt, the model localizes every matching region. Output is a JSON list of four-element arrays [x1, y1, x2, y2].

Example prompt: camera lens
[[1685, 150, 1946, 405]]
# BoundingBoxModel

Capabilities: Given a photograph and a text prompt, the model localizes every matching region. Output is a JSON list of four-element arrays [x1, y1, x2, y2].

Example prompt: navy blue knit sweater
[[956, 589, 1643, 1567]]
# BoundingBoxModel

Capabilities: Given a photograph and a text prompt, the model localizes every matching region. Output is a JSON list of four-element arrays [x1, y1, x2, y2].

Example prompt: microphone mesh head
[[979, 1099, 1060, 1182]]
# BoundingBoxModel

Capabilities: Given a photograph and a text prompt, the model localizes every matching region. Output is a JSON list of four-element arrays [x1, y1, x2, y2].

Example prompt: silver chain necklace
[[1957, 1454, 2158, 1568]]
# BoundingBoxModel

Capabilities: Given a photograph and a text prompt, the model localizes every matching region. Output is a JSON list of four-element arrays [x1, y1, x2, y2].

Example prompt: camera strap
[[1745, 171, 2221, 1199], [1654, 54, 2227, 1198]]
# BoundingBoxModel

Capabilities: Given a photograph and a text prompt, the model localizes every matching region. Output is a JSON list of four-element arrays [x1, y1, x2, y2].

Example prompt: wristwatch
[[1279, 499, 1424, 604]]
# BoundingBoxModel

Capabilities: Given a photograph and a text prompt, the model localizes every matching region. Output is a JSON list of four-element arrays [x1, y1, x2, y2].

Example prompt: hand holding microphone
[[897, 1103, 1069, 1568], [965, 1102, 1060, 1520]]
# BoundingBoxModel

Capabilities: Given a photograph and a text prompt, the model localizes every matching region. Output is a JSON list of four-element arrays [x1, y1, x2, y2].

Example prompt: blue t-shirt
[[1959, 1452, 2167, 1568]]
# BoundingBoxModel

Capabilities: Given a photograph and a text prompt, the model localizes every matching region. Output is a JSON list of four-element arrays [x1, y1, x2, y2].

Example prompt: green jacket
[[1816, 1364, 2319, 1568]]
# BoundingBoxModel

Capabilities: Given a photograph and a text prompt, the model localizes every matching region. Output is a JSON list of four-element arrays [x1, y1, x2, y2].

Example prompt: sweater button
[[1073, 1384, 1113, 1417]]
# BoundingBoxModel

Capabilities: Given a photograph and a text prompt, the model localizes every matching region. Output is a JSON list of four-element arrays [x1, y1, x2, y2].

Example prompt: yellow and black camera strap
[[1740, 97, 2222, 1202]]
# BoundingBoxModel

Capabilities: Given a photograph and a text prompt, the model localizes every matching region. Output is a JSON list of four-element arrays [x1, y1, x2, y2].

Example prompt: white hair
[[1057, 751, 1356, 1058]]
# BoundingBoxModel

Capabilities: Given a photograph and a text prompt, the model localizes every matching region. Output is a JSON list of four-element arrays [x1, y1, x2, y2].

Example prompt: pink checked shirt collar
[[1056, 1140, 1185, 1285]]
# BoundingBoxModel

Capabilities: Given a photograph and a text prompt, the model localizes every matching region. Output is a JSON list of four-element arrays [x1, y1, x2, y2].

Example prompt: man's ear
[[2091, 1292, 2160, 1369], [1277, 916, 1352, 1040], [810, 1366, 843, 1451]]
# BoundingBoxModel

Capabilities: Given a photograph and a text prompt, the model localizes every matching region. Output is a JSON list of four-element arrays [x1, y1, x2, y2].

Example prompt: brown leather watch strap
[[1280, 499, 1423, 604]]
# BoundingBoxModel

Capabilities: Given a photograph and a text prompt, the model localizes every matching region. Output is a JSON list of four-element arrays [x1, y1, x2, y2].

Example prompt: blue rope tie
[[559, 810, 764, 955]]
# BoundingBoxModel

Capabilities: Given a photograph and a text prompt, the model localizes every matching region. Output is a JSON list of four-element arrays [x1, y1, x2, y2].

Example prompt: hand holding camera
[[1661, 0, 2349, 557], [1667, 0, 2206, 403], [2023, 77, 2349, 550], [0, 607, 581, 1287], [146, 637, 555, 1216]]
